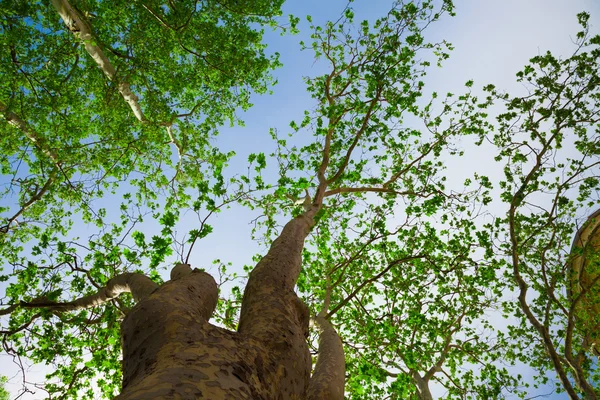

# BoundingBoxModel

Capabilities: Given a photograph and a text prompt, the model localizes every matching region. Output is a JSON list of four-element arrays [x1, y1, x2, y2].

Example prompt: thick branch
[[243, 206, 320, 293], [410, 370, 434, 400], [50, 0, 146, 122], [238, 206, 320, 336], [18, 272, 158, 312], [307, 315, 345, 400]]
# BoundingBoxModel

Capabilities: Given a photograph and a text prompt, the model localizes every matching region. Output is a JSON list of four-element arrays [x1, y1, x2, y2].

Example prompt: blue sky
[[2, 0, 600, 398]]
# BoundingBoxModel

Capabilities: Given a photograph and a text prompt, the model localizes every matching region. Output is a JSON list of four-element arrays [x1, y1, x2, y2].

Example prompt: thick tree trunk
[[113, 206, 345, 399], [8, 201, 345, 398]]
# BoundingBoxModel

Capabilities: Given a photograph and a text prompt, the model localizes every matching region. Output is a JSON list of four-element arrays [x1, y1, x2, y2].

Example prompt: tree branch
[[327, 255, 422, 319], [327, 94, 381, 185], [0, 101, 60, 163], [15, 272, 158, 312], [324, 186, 411, 197], [0, 172, 57, 234], [507, 127, 580, 398], [50, 0, 146, 122]]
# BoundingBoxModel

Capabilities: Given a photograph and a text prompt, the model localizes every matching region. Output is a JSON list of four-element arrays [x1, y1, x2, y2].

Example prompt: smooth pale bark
[[0, 102, 62, 232], [50, 0, 146, 122], [0, 101, 60, 163]]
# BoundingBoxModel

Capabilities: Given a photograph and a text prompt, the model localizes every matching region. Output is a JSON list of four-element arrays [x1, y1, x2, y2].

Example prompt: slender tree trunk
[[411, 371, 433, 400]]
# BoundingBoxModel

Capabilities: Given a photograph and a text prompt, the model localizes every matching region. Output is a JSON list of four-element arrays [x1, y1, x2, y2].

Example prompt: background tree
[[487, 12, 600, 399]]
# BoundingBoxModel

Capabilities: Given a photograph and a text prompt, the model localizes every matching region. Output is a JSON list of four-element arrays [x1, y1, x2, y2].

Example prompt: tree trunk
[[411, 371, 433, 400], [112, 206, 345, 399]]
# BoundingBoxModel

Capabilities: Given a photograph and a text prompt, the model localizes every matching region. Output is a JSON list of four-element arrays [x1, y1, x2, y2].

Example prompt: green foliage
[[1, 1, 600, 399], [0, 0, 285, 397], [229, 0, 521, 398], [0, 376, 8, 400], [485, 11, 600, 397]]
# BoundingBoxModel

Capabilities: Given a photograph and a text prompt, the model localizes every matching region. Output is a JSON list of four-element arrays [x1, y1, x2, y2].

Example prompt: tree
[[0, 0, 285, 248], [488, 12, 600, 398], [1, 1, 599, 400]]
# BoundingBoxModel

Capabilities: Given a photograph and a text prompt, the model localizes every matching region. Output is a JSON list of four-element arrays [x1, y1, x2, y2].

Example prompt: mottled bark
[[2, 200, 348, 397], [307, 316, 345, 400], [1, 199, 347, 398], [112, 206, 346, 399], [234, 208, 318, 398], [568, 207, 600, 349], [566, 207, 600, 399], [50, 0, 146, 122], [568, 206, 600, 354], [116, 270, 222, 399]]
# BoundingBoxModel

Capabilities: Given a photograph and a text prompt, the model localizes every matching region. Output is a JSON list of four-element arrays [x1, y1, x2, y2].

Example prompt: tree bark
[[50, 0, 146, 122], [410, 370, 433, 400], [2, 200, 347, 398], [0, 101, 60, 163], [112, 206, 346, 399], [16, 272, 157, 311], [306, 316, 345, 400]]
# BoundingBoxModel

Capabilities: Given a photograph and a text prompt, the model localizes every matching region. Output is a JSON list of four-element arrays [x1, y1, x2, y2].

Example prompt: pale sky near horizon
[[2, 0, 600, 398]]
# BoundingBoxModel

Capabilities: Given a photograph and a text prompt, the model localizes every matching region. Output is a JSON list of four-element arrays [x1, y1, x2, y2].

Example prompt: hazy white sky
[[2, 0, 600, 398]]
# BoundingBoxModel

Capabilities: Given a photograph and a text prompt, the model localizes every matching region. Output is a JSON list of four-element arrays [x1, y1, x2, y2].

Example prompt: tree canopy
[[1, 0, 600, 399]]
